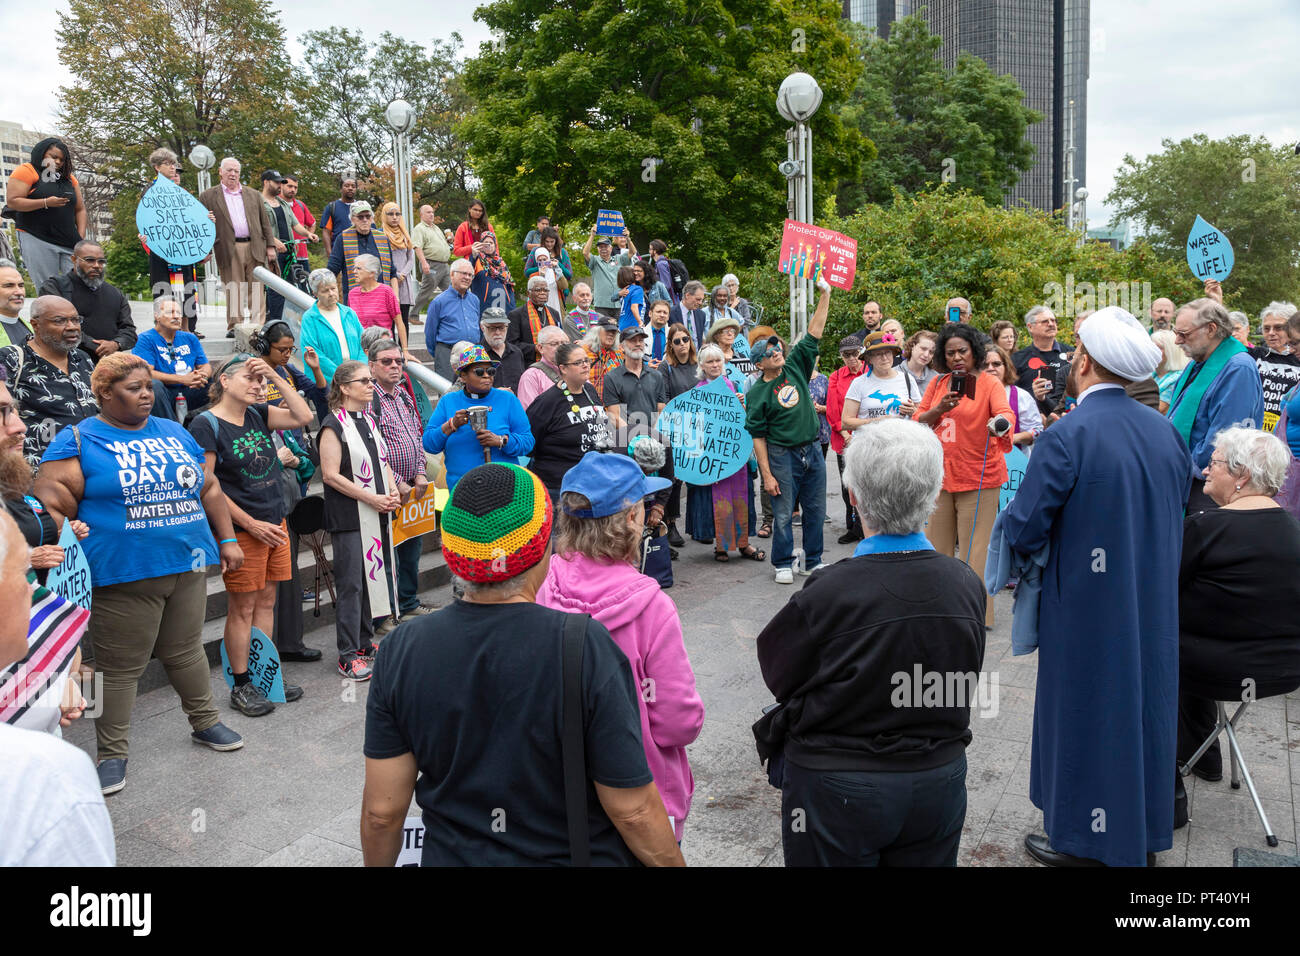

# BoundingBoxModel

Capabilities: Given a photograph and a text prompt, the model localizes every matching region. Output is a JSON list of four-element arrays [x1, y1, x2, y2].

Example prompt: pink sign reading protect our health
[[777, 219, 858, 291]]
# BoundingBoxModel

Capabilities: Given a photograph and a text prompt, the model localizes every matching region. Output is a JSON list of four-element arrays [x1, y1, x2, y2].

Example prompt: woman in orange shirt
[[914, 323, 1013, 627], [4, 138, 87, 289]]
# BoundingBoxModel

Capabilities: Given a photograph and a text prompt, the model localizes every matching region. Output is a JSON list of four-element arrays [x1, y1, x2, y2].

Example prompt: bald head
[[29, 295, 75, 325], [1150, 297, 1175, 331]]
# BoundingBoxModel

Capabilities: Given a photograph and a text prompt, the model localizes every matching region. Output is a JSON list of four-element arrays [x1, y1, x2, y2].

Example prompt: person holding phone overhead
[[913, 324, 1013, 628]]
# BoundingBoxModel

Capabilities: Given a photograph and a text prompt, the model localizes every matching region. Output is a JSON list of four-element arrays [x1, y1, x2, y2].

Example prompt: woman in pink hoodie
[[537, 451, 705, 843]]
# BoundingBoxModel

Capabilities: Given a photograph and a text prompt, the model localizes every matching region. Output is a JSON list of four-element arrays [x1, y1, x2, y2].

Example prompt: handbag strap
[[561, 612, 591, 867]]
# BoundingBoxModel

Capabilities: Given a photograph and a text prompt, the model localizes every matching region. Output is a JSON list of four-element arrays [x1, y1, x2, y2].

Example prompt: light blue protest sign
[[135, 174, 216, 266], [1000, 446, 1030, 512], [657, 377, 753, 484], [595, 209, 626, 237], [219, 627, 286, 703], [1185, 214, 1234, 282], [46, 520, 92, 610]]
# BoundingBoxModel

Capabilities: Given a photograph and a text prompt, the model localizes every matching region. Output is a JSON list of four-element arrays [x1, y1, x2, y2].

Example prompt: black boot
[[666, 521, 685, 548]]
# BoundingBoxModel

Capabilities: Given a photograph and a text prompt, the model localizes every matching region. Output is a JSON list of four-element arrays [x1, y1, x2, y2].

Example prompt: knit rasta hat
[[441, 463, 553, 584]]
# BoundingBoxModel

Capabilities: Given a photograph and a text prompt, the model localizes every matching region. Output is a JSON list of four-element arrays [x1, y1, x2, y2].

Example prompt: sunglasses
[[671, 337, 691, 345], [376, 357, 404, 366], [466, 366, 496, 377]]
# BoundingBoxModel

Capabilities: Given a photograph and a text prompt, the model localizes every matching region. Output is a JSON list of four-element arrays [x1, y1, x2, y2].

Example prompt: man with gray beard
[[0, 296, 98, 468], [39, 240, 136, 365], [478, 307, 525, 392], [602, 326, 666, 440]]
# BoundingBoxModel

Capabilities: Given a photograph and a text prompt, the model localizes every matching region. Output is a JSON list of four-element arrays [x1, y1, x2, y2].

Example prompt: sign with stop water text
[[657, 377, 753, 484], [46, 520, 92, 610], [777, 220, 857, 291], [135, 173, 216, 266]]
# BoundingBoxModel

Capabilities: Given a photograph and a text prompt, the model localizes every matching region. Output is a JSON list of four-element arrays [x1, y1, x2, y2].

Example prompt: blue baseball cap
[[560, 451, 672, 517]]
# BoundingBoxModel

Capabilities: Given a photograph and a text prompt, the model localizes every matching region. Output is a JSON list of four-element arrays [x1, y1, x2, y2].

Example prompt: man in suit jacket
[[506, 276, 561, 364], [199, 156, 279, 335], [670, 281, 709, 348]]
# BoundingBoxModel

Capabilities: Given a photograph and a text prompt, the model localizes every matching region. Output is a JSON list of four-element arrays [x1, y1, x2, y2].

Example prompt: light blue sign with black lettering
[[219, 626, 286, 703], [1000, 446, 1030, 512], [46, 520, 92, 610], [135, 173, 216, 266], [1185, 214, 1234, 282], [657, 376, 753, 485]]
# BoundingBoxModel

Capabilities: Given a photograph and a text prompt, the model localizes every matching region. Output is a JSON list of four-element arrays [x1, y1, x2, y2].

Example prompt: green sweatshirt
[[745, 333, 821, 448]]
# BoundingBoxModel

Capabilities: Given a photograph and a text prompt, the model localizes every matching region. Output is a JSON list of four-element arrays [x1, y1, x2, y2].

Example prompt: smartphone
[[947, 306, 962, 323], [949, 371, 965, 397]]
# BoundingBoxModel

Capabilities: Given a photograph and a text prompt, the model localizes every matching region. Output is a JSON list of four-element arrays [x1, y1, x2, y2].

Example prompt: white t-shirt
[[845, 369, 921, 422], [0, 724, 115, 865], [319, 307, 352, 364]]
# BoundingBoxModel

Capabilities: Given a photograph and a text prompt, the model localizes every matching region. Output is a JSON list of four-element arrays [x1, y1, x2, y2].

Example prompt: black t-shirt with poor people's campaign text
[[364, 600, 653, 866], [1012, 343, 1066, 414], [525, 381, 612, 494], [190, 403, 284, 524]]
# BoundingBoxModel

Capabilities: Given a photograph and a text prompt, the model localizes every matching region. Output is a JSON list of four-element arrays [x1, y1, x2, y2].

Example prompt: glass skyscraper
[[844, 0, 1089, 214]]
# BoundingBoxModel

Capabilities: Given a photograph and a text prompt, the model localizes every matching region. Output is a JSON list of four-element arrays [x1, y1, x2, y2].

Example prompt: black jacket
[[754, 551, 986, 772], [505, 303, 560, 364], [40, 270, 137, 364], [480, 336, 526, 393]]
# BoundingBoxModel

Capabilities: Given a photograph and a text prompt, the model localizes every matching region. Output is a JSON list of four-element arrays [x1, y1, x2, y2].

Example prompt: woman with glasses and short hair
[[423, 345, 533, 492], [525, 342, 612, 503]]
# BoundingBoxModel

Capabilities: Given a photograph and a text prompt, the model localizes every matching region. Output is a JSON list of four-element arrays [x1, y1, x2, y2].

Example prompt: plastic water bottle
[[175, 394, 188, 423]]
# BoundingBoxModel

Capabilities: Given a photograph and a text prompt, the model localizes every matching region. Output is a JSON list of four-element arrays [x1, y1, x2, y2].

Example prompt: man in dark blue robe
[[1001, 307, 1196, 866]]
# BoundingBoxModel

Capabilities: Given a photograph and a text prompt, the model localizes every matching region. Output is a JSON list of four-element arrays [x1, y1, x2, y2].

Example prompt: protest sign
[[1185, 214, 1234, 282], [595, 209, 626, 237], [657, 377, 753, 484], [396, 816, 424, 867], [1000, 446, 1030, 512], [46, 520, 92, 610], [220, 627, 286, 703], [390, 487, 450, 545], [777, 220, 858, 291], [135, 174, 216, 266]]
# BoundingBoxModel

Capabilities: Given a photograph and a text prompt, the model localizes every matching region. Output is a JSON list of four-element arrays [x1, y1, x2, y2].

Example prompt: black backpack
[[665, 258, 690, 297]]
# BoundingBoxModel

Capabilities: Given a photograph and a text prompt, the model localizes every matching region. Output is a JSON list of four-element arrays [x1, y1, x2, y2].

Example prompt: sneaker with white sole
[[97, 758, 127, 796], [797, 562, 828, 576], [774, 567, 794, 584], [338, 657, 373, 682], [191, 723, 244, 751]]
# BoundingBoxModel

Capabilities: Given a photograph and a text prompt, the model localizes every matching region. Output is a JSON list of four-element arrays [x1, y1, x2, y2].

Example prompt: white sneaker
[[774, 567, 794, 584], [797, 562, 827, 576]]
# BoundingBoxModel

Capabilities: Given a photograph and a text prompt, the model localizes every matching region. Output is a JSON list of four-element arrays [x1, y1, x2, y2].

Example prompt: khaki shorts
[[222, 520, 292, 592]]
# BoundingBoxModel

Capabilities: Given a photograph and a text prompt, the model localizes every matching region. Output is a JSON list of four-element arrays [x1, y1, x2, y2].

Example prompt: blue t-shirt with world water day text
[[42, 416, 218, 588]]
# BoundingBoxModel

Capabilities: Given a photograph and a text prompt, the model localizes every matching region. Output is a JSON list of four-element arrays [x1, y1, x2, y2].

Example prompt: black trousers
[[781, 754, 967, 866], [665, 479, 683, 523], [271, 531, 306, 654], [835, 451, 861, 534], [149, 254, 199, 332]]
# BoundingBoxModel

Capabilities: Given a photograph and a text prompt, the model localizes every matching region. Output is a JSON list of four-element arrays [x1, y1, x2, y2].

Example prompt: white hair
[[1024, 305, 1054, 328], [353, 254, 381, 279], [572, 281, 592, 295], [1212, 427, 1291, 497], [537, 325, 568, 345], [1150, 329, 1188, 376], [360, 326, 388, 352], [219, 156, 239, 171], [307, 268, 337, 294], [527, 275, 547, 291], [1259, 301, 1297, 326], [696, 344, 725, 380], [722, 273, 739, 288], [843, 419, 943, 535], [1228, 310, 1249, 331]]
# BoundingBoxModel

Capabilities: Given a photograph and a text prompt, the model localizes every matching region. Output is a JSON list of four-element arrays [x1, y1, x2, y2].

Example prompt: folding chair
[[1179, 699, 1279, 847]]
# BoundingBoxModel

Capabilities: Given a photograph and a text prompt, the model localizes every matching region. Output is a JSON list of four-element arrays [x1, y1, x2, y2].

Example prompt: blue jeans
[[767, 441, 825, 569], [394, 535, 423, 614]]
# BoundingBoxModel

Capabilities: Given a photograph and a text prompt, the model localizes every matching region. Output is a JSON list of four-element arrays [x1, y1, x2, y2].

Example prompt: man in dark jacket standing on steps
[[39, 240, 137, 365]]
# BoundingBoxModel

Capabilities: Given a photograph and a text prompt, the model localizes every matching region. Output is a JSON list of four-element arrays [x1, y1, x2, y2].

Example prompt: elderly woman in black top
[[754, 418, 986, 867], [1178, 427, 1300, 783]]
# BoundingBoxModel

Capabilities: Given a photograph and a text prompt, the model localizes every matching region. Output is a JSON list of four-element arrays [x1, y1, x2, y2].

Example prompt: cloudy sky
[[3, 0, 1296, 231]]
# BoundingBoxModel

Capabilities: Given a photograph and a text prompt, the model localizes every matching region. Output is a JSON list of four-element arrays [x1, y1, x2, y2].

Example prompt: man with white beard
[[38, 239, 137, 365], [478, 307, 525, 392], [602, 326, 666, 441]]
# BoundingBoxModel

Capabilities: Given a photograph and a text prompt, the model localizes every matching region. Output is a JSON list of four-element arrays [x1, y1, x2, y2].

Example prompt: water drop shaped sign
[[135, 173, 217, 266], [1185, 214, 1234, 282]]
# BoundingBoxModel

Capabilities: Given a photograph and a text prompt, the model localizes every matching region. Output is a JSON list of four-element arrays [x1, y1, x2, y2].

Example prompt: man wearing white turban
[[1000, 306, 1198, 867]]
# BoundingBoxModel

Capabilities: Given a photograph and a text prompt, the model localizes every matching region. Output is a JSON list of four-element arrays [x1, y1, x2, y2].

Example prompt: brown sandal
[[739, 546, 766, 561], [714, 550, 730, 562], [757, 522, 772, 538]]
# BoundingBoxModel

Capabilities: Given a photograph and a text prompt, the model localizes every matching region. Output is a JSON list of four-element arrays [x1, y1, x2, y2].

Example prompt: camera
[[778, 160, 801, 178]]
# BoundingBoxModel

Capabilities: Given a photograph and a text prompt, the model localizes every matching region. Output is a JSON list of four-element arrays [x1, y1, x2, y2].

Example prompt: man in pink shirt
[[199, 157, 275, 335], [517, 325, 568, 409]]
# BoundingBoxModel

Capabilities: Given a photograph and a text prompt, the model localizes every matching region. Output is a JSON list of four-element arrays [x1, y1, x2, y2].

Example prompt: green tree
[[1106, 134, 1300, 313], [836, 15, 1040, 213], [734, 187, 1202, 352], [458, 0, 868, 276]]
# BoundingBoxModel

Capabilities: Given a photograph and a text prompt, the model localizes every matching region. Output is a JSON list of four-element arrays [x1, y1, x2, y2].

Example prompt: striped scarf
[[341, 229, 394, 286], [527, 300, 554, 342], [0, 574, 89, 731]]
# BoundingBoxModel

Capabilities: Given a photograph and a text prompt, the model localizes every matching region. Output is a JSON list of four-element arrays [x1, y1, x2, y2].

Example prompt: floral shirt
[[2, 344, 98, 469]]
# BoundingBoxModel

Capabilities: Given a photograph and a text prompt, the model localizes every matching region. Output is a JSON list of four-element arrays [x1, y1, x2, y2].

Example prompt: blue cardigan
[[300, 302, 365, 382], [423, 386, 535, 489]]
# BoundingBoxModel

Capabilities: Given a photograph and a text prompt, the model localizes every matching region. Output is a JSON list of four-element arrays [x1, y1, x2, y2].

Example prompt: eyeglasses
[[271, 343, 298, 354], [45, 314, 84, 327], [76, 257, 107, 266], [1208, 457, 1230, 470], [0, 404, 16, 425], [465, 366, 496, 377], [376, 357, 404, 366], [345, 376, 374, 386], [563, 359, 592, 368], [1173, 323, 1208, 340]]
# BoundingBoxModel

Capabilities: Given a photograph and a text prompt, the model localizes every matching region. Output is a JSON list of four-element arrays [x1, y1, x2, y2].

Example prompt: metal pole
[[787, 127, 797, 340], [803, 120, 814, 342]]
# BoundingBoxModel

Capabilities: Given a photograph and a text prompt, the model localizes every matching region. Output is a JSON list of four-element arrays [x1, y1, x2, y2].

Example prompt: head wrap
[[441, 464, 552, 584], [1077, 306, 1162, 382], [380, 201, 412, 249]]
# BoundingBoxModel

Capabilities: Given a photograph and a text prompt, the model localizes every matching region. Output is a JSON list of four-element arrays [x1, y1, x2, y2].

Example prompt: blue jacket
[[299, 302, 365, 383], [426, 287, 482, 348], [423, 387, 534, 489], [984, 511, 1049, 656], [1172, 352, 1265, 469]]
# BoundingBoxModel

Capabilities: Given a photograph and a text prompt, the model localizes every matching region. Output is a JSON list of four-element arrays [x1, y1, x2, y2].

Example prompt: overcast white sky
[[2, 0, 1296, 231]]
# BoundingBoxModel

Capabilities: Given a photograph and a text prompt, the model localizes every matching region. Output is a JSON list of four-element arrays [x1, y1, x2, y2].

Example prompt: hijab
[[380, 201, 412, 250]]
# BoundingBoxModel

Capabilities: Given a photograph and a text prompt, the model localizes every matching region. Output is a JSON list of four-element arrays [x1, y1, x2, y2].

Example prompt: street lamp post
[[1074, 187, 1089, 248], [188, 144, 218, 313], [777, 72, 822, 341], [385, 99, 417, 229]]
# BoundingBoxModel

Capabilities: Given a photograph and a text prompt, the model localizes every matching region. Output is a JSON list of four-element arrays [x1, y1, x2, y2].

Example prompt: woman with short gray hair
[[300, 268, 364, 381], [348, 252, 408, 357], [1176, 426, 1300, 787], [754, 416, 986, 867]]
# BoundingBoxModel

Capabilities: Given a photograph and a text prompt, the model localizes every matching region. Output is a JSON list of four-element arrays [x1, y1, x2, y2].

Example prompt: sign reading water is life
[[657, 377, 753, 484], [135, 174, 216, 266], [1185, 215, 1234, 282]]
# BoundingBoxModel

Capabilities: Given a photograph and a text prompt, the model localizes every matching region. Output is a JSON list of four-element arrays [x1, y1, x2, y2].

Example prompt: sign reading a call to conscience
[[1000, 446, 1030, 512], [135, 174, 216, 266], [778, 219, 858, 291], [657, 377, 753, 485], [595, 209, 626, 237], [1185, 214, 1234, 283], [46, 520, 92, 610], [220, 627, 287, 703]]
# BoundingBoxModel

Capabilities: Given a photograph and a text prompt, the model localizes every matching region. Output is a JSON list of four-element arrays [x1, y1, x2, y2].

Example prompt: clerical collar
[[854, 532, 935, 556], [1076, 382, 1124, 405]]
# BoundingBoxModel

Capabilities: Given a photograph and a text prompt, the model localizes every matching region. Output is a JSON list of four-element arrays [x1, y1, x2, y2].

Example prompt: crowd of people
[[2, 143, 1300, 868]]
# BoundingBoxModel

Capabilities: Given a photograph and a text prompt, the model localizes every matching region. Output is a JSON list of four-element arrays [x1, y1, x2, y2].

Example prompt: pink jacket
[[537, 551, 704, 841]]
